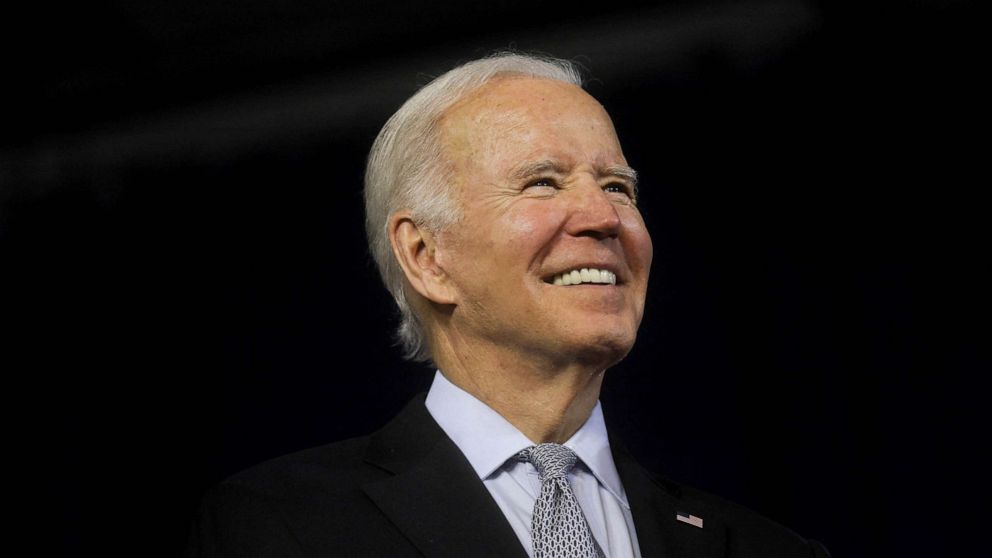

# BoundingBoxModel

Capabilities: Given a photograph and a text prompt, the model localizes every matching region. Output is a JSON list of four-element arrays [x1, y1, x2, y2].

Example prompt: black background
[[3, 1, 986, 556]]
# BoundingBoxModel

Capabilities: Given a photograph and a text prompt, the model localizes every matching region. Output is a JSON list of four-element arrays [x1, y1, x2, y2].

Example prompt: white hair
[[364, 52, 583, 362]]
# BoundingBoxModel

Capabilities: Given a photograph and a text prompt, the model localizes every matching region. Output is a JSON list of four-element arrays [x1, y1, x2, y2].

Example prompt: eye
[[525, 177, 557, 189], [603, 182, 634, 199]]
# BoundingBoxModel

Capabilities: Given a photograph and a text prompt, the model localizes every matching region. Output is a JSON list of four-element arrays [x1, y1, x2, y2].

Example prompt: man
[[190, 53, 828, 557]]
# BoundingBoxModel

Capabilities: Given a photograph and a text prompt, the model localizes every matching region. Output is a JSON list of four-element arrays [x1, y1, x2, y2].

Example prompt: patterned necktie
[[517, 443, 604, 558]]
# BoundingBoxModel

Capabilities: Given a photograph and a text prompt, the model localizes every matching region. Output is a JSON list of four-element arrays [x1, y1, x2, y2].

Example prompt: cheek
[[503, 204, 564, 241], [638, 229, 654, 270], [446, 205, 559, 276], [622, 213, 654, 270]]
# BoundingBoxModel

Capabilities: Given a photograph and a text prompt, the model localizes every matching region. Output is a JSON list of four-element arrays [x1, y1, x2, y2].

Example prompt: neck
[[432, 334, 607, 444]]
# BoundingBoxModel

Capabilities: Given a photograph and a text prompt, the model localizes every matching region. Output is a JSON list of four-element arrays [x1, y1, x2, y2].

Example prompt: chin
[[569, 330, 638, 370]]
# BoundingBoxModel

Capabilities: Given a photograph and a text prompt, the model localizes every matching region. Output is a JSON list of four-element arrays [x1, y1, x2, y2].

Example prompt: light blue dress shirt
[[424, 371, 642, 558]]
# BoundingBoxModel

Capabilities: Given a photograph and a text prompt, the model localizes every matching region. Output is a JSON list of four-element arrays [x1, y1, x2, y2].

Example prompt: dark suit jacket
[[189, 396, 829, 557]]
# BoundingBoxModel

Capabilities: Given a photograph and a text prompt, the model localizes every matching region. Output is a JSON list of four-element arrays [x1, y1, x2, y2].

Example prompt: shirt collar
[[424, 370, 630, 508]]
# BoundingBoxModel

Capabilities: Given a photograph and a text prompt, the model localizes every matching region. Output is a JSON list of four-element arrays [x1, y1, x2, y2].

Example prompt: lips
[[546, 267, 617, 286]]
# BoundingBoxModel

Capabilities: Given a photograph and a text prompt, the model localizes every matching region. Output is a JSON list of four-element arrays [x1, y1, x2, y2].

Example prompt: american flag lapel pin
[[676, 511, 704, 528]]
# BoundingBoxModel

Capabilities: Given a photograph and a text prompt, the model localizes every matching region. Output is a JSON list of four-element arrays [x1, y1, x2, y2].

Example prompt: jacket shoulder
[[222, 435, 380, 497], [676, 482, 830, 557], [612, 436, 828, 557], [190, 436, 418, 557]]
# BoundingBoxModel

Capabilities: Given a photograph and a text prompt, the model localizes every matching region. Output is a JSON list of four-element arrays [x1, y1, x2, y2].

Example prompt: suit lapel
[[361, 397, 528, 558], [612, 441, 727, 558]]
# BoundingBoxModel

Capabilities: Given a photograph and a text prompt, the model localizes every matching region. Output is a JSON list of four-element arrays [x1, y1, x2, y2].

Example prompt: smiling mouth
[[545, 268, 618, 286]]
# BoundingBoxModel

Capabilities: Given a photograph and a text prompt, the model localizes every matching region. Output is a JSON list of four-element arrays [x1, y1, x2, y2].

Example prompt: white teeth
[[549, 268, 617, 286]]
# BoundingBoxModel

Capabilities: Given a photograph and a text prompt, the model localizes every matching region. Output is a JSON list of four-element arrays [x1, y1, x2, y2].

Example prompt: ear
[[388, 210, 457, 305]]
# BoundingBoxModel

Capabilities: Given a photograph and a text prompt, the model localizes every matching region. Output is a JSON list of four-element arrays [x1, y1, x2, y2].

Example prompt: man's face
[[433, 76, 653, 368]]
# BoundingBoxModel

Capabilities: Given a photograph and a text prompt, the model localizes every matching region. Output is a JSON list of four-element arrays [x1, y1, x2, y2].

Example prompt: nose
[[564, 179, 622, 239]]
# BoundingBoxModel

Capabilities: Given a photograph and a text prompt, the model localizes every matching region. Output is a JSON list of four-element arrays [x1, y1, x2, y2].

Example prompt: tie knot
[[517, 443, 578, 481]]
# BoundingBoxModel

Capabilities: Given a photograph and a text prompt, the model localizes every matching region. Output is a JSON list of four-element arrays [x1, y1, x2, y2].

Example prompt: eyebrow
[[509, 159, 640, 188], [509, 159, 568, 180], [603, 165, 639, 189]]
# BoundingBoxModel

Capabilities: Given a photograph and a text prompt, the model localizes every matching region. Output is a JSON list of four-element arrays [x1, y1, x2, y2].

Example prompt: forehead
[[438, 76, 624, 173]]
